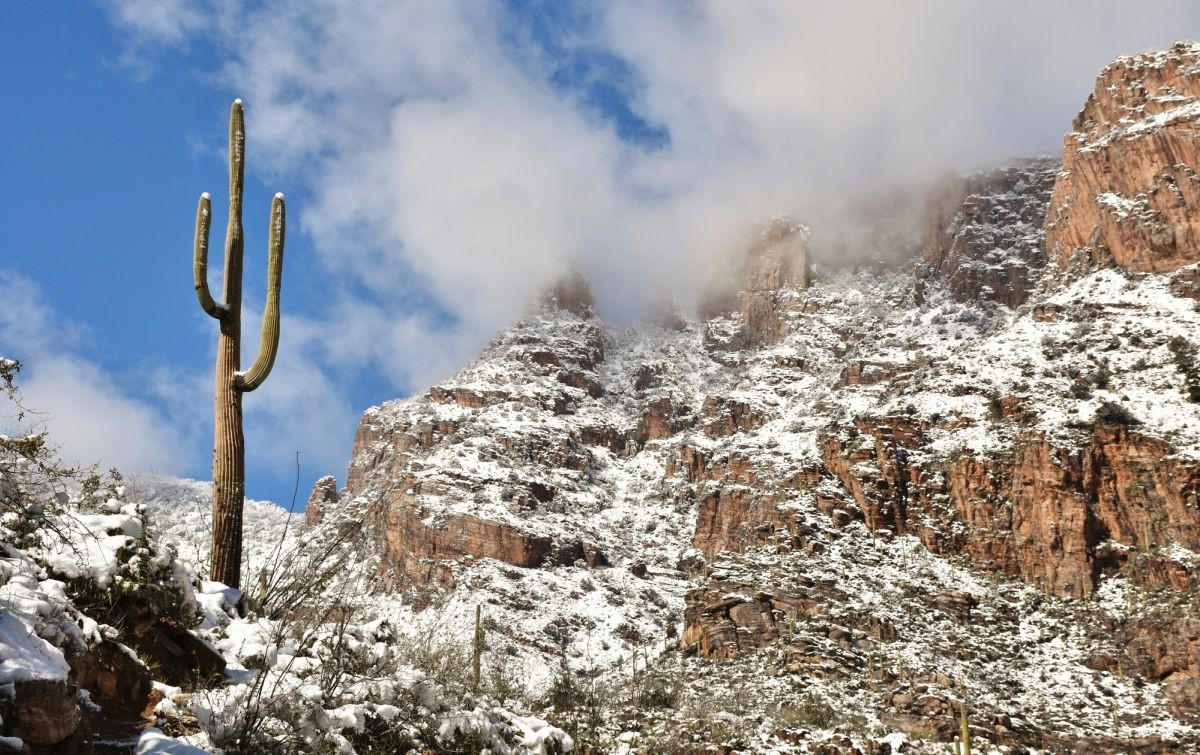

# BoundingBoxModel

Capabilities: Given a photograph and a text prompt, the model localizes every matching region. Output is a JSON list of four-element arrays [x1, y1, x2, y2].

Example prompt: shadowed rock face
[[3, 679, 83, 748], [819, 418, 1200, 598], [917, 158, 1059, 308], [538, 268, 596, 318], [3, 636, 169, 752], [1046, 42, 1200, 273]]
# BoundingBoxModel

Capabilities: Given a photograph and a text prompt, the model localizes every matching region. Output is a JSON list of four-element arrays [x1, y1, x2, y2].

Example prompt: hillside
[[3, 42, 1200, 755], [309, 43, 1200, 752]]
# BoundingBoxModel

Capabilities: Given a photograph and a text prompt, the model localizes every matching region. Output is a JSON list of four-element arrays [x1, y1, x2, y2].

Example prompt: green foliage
[[771, 694, 839, 729], [196, 100, 288, 589], [1089, 362, 1112, 389], [63, 523, 198, 629], [342, 714, 420, 755], [633, 666, 682, 710], [1095, 401, 1141, 426]]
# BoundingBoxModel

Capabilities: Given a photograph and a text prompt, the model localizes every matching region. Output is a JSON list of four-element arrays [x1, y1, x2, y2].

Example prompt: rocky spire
[[536, 268, 596, 318], [698, 217, 812, 348]]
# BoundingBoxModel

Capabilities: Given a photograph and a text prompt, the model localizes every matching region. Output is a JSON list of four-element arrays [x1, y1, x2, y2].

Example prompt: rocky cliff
[[916, 157, 1059, 307], [306, 44, 1200, 752], [1046, 41, 1200, 274]]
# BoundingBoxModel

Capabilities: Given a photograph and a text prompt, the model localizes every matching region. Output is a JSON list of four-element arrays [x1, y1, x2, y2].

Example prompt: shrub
[[1167, 336, 1200, 402], [1096, 402, 1140, 426], [0, 358, 86, 548]]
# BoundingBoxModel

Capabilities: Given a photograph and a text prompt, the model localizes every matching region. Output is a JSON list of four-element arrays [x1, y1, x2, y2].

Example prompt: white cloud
[[129, 2, 1198, 328], [236, 303, 361, 484], [103, 0, 1200, 464], [102, 0, 205, 45], [0, 269, 354, 491], [0, 272, 190, 474], [19, 355, 185, 473]]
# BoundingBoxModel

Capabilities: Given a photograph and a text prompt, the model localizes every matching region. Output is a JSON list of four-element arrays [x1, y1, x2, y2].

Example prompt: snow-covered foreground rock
[[1, 472, 575, 753]]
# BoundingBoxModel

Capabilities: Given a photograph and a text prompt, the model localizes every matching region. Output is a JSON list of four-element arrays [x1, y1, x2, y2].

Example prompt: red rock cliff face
[[702, 218, 812, 349], [1046, 42, 1200, 272], [820, 417, 1200, 599], [308, 45, 1200, 744], [336, 273, 647, 591]]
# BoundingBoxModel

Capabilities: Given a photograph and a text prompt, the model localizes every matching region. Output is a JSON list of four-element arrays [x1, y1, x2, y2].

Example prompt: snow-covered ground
[[5, 230, 1200, 751]]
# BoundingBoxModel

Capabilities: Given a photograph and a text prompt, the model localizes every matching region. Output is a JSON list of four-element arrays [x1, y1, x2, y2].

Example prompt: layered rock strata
[[305, 44, 1200, 746]]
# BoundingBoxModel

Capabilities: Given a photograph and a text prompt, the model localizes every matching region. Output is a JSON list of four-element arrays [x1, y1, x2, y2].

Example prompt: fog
[[103, 0, 1200, 480]]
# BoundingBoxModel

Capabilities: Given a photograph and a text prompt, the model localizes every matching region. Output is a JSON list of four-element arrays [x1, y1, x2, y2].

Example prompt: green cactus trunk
[[194, 100, 286, 589], [472, 604, 484, 689], [959, 699, 971, 755]]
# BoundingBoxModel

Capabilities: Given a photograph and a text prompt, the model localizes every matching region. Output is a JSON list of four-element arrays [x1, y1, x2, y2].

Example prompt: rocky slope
[[916, 157, 1059, 308], [299, 43, 1200, 754], [4, 42, 1198, 755]]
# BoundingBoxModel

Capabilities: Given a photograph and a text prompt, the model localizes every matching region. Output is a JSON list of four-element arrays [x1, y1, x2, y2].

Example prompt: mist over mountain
[[4, 5, 1200, 753]]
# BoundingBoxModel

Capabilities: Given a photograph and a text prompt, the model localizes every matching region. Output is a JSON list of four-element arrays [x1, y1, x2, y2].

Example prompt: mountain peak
[[700, 216, 812, 327], [535, 267, 595, 318], [259, 43, 1200, 751], [1046, 40, 1200, 273]]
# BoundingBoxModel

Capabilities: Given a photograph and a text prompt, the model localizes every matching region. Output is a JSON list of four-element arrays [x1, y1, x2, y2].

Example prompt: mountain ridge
[[292, 42, 1200, 750]]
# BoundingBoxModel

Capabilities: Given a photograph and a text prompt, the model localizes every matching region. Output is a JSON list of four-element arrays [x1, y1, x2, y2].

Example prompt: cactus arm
[[229, 99, 245, 217], [193, 193, 225, 318], [238, 193, 285, 392]]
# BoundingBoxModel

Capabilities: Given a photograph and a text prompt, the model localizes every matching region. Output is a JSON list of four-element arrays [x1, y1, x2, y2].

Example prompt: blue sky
[[2, 1, 1198, 508], [0, 3, 360, 504]]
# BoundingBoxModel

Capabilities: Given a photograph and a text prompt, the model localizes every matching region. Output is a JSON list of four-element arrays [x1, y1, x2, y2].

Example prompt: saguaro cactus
[[958, 698, 972, 755], [194, 99, 286, 589]]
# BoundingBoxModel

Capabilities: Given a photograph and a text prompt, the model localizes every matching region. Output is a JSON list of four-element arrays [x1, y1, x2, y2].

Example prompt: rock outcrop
[[340, 272, 634, 592], [538, 268, 596, 318], [2, 679, 86, 752], [702, 218, 812, 349], [917, 158, 1059, 307], [820, 417, 1200, 598], [1046, 42, 1200, 272], [305, 474, 339, 525]]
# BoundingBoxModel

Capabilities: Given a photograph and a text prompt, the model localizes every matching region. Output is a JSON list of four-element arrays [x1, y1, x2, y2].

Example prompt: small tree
[[1095, 401, 1140, 427], [193, 100, 287, 588], [0, 358, 83, 544]]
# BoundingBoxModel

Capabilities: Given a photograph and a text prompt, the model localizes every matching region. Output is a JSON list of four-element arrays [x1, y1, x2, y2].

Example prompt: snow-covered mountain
[[5, 42, 1200, 755], [304, 43, 1200, 752]]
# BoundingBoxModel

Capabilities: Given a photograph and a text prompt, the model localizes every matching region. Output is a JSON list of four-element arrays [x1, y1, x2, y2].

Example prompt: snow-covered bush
[[0, 358, 133, 748], [137, 503, 575, 754], [0, 358, 84, 552]]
